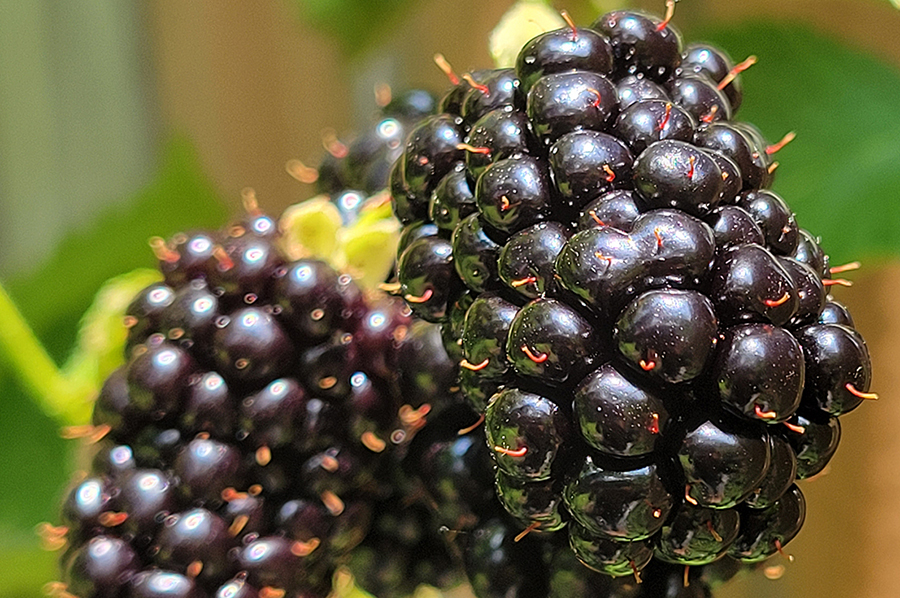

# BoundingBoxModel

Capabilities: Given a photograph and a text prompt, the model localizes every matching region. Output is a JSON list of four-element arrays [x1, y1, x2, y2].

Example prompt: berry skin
[[549, 130, 634, 210], [506, 298, 600, 384], [498, 221, 571, 300], [461, 293, 519, 379], [526, 71, 618, 145], [709, 243, 798, 326], [452, 213, 503, 293], [616, 75, 670, 110], [613, 100, 695, 156], [783, 410, 841, 479], [563, 455, 673, 541], [591, 11, 682, 81], [397, 235, 459, 322], [465, 109, 537, 180], [516, 26, 614, 94], [485, 387, 569, 482], [797, 324, 874, 416], [712, 323, 804, 423], [568, 521, 654, 578], [653, 503, 740, 565], [678, 43, 743, 111], [614, 289, 718, 385], [678, 413, 771, 509], [213, 306, 295, 385], [729, 485, 806, 562], [65, 536, 140, 598], [475, 155, 553, 234], [573, 363, 669, 458], [633, 140, 723, 216]]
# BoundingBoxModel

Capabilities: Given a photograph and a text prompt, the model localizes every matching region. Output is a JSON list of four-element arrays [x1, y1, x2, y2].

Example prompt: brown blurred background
[[0, 1, 898, 597]]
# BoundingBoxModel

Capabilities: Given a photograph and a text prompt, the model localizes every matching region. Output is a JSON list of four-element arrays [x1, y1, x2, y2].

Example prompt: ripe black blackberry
[[390, 0, 874, 587], [52, 193, 459, 597]]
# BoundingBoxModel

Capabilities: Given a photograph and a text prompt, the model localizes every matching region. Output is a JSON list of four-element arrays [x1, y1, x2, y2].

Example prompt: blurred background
[[1, 0, 899, 596]]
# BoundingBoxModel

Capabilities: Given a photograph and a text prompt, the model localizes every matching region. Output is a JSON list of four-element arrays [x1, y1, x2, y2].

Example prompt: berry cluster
[[53, 199, 436, 598], [391, 4, 873, 583]]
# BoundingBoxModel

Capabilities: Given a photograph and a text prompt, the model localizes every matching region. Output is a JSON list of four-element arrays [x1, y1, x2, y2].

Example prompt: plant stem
[[0, 280, 85, 424]]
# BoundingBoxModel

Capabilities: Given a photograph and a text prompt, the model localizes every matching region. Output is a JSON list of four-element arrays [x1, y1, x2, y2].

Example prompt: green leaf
[[691, 21, 900, 264], [489, 0, 565, 68], [280, 196, 344, 261], [0, 537, 59, 598], [293, 0, 414, 56]]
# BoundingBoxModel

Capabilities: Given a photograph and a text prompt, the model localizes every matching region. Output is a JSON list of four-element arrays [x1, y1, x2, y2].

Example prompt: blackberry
[[390, 1, 875, 587], [53, 202, 437, 598]]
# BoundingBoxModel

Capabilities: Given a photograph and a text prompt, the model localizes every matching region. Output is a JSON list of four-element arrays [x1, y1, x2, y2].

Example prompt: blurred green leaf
[[0, 538, 59, 598], [693, 21, 900, 264], [294, 0, 414, 56]]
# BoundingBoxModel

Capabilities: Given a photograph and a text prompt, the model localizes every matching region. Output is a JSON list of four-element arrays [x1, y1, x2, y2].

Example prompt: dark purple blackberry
[[388, 4, 874, 586], [125, 283, 176, 350], [709, 243, 798, 326], [212, 306, 295, 385], [632, 140, 723, 216], [129, 570, 203, 598], [705, 205, 765, 251], [668, 75, 732, 125], [461, 293, 519, 379], [729, 485, 806, 562], [475, 154, 553, 234], [506, 297, 600, 384], [568, 521, 653, 578], [397, 235, 459, 322], [613, 100, 694, 156], [653, 503, 740, 565], [153, 508, 233, 587], [485, 387, 569, 482], [563, 455, 673, 541], [429, 161, 476, 231], [573, 363, 669, 458], [678, 413, 771, 509], [126, 338, 198, 419], [744, 434, 797, 509], [796, 324, 874, 415], [64, 536, 139, 598], [153, 231, 222, 288], [401, 114, 466, 204], [526, 71, 618, 145], [461, 68, 523, 125], [590, 10, 682, 81], [549, 130, 634, 210], [576, 190, 640, 232], [614, 289, 718, 384], [711, 323, 804, 423], [736, 189, 799, 255], [694, 122, 771, 190], [452, 214, 503, 292], [782, 410, 841, 479], [498, 221, 571, 299], [616, 75, 670, 110], [516, 24, 614, 94], [678, 43, 743, 112]]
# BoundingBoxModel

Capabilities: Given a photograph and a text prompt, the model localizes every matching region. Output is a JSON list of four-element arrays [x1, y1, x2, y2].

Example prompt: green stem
[[0, 280, 82, 424]]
